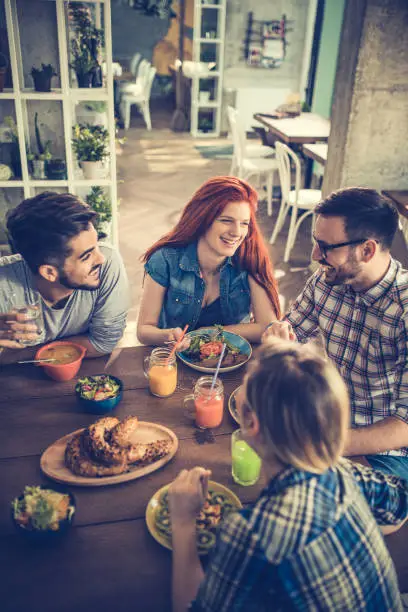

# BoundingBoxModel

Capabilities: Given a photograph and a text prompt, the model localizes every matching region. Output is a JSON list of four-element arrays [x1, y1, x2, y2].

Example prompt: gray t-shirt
[[0, 244, 130, 353]]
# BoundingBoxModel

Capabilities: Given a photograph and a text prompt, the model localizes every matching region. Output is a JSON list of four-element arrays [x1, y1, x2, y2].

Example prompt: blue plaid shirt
[[190, 460, 407, 611], [286, 259, 408, 457]]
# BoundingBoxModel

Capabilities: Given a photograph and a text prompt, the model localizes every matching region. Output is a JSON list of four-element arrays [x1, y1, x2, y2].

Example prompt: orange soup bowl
[[35, 341, 87, 382]]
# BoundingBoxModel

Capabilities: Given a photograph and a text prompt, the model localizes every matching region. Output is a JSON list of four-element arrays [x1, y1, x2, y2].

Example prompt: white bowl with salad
[[75, 374, 123, 413]]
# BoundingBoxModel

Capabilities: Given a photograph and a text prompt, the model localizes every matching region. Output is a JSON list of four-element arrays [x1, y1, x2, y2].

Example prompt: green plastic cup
[[231, 429, 261, 486]]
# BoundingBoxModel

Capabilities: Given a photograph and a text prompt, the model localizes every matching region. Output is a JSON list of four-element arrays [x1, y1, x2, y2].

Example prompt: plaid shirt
[[190, 460, 407, 612], [285, 259, 408, 457]]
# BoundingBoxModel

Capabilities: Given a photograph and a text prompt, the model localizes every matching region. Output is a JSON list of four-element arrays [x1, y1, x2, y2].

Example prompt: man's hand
[[261, 320, 297, 343], [0, 312, 41, 349], [169, 467, 211, 527]]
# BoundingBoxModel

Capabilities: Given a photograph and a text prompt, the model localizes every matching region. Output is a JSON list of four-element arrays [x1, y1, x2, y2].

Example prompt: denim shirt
[[144, 242, 251, 330]]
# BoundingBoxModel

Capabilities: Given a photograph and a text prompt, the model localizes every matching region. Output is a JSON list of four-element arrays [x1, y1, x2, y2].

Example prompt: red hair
[[142, 176, 281, 317]]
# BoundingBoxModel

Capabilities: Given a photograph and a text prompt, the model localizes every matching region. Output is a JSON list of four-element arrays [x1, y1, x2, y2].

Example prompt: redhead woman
[[137, 176, 281, 346]]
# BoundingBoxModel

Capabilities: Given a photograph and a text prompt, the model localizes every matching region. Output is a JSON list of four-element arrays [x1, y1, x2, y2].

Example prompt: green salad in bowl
[[75, 374, 123, 413], [11, 486, 75, 539]]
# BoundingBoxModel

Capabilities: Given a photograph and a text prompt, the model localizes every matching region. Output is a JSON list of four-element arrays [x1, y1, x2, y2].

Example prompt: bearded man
[[263, 187, 408, 480], [0, 192, 129, 364]]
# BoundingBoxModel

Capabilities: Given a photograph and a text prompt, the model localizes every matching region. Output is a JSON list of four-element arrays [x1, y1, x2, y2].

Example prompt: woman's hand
[[166, 327, 191, 352], [169, 467, 211, 528]]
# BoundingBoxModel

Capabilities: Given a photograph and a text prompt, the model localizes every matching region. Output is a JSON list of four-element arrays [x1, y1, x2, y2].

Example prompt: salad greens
[[12, 486, 74, 531], [76, 375, 120, 401], [182, 326, 239, 360]]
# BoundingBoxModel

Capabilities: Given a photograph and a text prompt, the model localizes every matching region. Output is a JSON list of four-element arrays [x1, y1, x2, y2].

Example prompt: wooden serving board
[[40, 422, 178, 487]]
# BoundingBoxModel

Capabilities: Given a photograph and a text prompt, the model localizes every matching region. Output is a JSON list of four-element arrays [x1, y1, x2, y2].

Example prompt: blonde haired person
[[169, 341, 408, 612]]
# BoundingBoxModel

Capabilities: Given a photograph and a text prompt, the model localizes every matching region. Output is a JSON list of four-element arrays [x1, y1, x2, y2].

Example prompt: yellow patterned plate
[[146, 480, 242, 554]]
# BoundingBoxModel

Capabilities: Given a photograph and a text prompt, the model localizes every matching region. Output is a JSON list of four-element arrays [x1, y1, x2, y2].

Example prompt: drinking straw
[[210, 343, 226, 393], [167, 324, 189, 364]]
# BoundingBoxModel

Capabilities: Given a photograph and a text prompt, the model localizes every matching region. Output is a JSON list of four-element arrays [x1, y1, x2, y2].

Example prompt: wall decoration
[[243, 12, 290, 69]]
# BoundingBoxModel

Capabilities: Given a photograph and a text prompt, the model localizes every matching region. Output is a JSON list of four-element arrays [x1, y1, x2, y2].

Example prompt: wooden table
[[254, 112, 330, 145], [0, 347, 262, 612], [302, 143, 328, 166], [0, 347, 406, 612], [254, 112, 330, 187]]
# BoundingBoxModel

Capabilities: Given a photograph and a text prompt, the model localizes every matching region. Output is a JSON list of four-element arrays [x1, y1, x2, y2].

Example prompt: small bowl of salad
[[75, 374, 123, 413], [11, 485, 75, 542]]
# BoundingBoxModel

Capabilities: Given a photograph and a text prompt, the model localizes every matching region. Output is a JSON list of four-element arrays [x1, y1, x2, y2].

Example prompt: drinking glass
[[184, 376, 224, 429], [5, 294, 44, 347], [143, 347, 178, 398], [231, 429, 261, 486]]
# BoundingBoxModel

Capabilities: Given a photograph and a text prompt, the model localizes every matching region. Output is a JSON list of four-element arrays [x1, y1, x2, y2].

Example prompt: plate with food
[[228, 386, 242, 425], [177, 326, 252, 373], [41, 415, 178, 487], [146, 480, 242, 555]]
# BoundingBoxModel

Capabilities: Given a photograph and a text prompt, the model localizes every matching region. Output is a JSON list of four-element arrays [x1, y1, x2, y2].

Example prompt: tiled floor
[[116, 104, 408, 347]]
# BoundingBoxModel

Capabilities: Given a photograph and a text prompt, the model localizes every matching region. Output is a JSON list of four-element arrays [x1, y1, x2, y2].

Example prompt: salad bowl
[[11, 485, 75, 543], [75, 374, 123, 413]]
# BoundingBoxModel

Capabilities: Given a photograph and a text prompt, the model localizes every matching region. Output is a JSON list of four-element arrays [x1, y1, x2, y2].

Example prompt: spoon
[[17, 358, 57, 364]]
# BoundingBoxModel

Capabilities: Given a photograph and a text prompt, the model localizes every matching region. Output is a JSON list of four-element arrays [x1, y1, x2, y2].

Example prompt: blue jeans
[[366, 454, 408, 481]]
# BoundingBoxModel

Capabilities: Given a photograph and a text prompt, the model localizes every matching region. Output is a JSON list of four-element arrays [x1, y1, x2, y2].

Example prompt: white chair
[[120, 65, 156, 130], [119, 59, 150, 96], [129, 52, 142, 76], [270, 141, 322, 262], [227, 106, 277, 216]]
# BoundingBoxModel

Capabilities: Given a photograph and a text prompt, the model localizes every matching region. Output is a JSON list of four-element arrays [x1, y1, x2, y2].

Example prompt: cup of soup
[[143, 347, 178, 398], [184, 376, 224, 429], [35, 341, 87, 382]]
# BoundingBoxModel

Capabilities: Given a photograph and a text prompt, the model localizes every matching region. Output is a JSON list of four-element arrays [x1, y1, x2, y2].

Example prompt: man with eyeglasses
[[263, 187, 408, 481]]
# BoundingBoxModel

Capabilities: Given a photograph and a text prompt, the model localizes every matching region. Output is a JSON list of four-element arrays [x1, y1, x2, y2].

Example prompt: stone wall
[[324, 0, 408, 194], [224, 0, 309, 91]]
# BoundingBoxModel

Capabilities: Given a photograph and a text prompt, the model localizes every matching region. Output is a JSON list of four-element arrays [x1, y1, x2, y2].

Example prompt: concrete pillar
[[323, 0, 408, 196]]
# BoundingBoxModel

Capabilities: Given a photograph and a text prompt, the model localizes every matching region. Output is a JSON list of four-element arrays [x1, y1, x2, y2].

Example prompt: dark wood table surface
[[1, 347, 407, 612]]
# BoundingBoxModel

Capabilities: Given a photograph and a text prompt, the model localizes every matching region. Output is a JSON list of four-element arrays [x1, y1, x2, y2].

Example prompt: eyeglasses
[[312, 236, 368, 260]]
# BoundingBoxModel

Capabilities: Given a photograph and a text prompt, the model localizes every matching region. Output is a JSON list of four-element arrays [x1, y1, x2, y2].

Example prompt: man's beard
[[320, 256, 361, 287], [58, 265, 102, 290]]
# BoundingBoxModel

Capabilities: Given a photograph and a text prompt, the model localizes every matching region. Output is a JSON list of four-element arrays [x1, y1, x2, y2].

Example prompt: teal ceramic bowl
[[75, 374, 123, 414]]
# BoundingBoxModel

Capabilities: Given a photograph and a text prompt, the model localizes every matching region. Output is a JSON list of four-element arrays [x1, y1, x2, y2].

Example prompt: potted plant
[[27, 112, 52, 179], [46, 158, 67, 180], [31, 63, 57, 92], [72, 123, 109, 179], [70, 40, 96, 88], [0, 52, 9, 92], [3, 115, 21, 177], [69, 5, 104, 88], [86, 186, 112, 239]]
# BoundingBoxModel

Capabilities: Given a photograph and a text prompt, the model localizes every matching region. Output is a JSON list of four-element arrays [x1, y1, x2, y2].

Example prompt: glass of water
[[10, 295, 44, 347]]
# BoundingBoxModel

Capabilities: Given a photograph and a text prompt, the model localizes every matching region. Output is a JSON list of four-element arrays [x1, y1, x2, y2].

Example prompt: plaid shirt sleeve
[[284, 272, 320, 342], [392, 317, 408, 424], [189, 511, 272, 612], [341, 459, 408, 525]]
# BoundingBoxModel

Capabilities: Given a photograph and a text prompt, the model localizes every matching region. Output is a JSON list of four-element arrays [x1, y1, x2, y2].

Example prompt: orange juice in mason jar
[[184, 376, 224, 429], [144, 347, 177, 398]]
